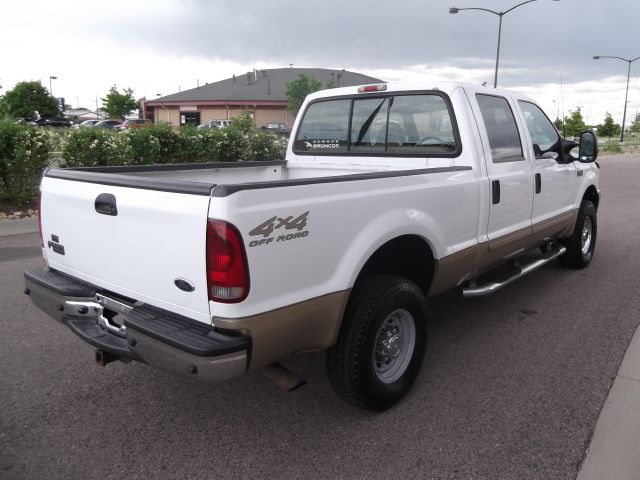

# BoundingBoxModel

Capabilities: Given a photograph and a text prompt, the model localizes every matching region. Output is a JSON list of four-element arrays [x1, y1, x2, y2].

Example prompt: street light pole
[[156, 93, 169, 125], [552, 99, 563, 133], [494, 14, 503, 89], [49, 75, 57, 96], [593, 55, 640, 143], [449, 0, 560, 88]]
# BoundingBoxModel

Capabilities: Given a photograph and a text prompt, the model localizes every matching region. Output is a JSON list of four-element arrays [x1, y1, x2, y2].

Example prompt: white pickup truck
[[25, 82, 600, 411]]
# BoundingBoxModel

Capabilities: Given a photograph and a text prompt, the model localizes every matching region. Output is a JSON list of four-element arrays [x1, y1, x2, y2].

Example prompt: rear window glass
[[293, 99, 350, 153], [350, 98, 390, 154], [294, 93, 459, 157], [386, 95, 457, 155]]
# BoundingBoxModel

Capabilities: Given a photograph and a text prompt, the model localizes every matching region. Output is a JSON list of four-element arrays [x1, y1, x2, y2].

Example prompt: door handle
[[535, 173, 542, 194], [95, 193, 118, 216], [491, 180, 500, 205]]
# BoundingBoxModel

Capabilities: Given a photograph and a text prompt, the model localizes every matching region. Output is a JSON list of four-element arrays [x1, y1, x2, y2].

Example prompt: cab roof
[[306, 81, 534, 103]]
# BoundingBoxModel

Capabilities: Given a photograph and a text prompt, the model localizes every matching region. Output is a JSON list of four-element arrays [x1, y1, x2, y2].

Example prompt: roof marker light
[[358, 84, 388, 93]]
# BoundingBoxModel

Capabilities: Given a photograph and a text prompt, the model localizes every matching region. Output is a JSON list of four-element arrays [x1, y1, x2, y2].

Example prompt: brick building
[[144, 67, 383, 128]]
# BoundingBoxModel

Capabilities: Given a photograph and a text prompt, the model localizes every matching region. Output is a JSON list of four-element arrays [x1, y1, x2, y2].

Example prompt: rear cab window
[[293, 91, 460, 157], [293, 100, 350, 153]]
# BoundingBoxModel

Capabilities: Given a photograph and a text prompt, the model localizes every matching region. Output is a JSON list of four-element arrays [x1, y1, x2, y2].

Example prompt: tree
[[0, 81, 59, 120], [628, 112, 640, 138], [553, 117, 563, 132], [101, 86, 138, 119], [597, 112, 621, 142], [562, 107, 587, 138], [286, 74, 322, 115], [230, 111, 255, 133]]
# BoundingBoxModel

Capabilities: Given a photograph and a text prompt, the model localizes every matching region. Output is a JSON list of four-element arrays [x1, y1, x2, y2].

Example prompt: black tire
[[559, 199, 597, 269], [326, 275, 427, 411]]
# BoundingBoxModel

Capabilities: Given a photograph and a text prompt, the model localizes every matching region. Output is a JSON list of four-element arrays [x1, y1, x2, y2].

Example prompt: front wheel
[[559, 199, 597, 269], [326, 275, 427, 411]]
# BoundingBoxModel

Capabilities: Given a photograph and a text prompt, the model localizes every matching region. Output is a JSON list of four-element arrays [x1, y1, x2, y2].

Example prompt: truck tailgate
[[40, 176, 212, 324]]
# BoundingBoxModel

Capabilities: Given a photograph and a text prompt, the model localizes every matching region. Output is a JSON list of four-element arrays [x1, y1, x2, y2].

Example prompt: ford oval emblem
[[174, 278, 195, 292]]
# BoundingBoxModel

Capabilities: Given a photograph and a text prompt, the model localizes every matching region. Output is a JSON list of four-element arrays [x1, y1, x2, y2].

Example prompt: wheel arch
[[353, 235, 436, 296], [583, 184, 600, 210]]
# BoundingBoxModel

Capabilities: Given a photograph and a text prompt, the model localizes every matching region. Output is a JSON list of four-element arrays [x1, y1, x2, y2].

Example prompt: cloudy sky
[[1, 0, 638, 127]]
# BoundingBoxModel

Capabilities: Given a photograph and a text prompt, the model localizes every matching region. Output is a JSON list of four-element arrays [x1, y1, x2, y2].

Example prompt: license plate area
[[64, 293, 143, 339]]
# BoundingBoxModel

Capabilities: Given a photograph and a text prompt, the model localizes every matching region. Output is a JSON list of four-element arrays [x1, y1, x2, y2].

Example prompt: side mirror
[[578, 131, 598, 163]]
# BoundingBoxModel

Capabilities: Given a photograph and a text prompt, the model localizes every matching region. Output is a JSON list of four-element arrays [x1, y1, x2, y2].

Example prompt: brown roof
[[147, 67, 384, 105]]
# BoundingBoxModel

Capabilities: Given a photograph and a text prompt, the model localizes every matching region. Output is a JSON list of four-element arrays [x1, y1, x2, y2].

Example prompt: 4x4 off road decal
[[248, 211, 309, 247]]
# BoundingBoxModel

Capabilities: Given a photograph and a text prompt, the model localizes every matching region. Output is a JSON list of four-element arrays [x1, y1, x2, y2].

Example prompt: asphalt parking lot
[[1, 155, 639, 480]]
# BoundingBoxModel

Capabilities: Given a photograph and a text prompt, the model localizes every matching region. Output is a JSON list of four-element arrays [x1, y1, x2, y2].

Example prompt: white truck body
[[26, 81, 600, 410]]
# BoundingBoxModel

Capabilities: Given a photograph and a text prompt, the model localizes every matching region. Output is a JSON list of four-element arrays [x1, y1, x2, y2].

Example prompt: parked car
[[94, 120, 123, 130], [14, 119, 37, 126], [25, 81, 600, 412], [260, 123, 289, 136], [197, 119, 231, 130], [34, 116, 73, 128], [114, 119, 153, 131], [71, 120, 101, 130]]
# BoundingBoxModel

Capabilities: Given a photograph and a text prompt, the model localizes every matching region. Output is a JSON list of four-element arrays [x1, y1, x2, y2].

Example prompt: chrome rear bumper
[[24, 268, 249, 383]]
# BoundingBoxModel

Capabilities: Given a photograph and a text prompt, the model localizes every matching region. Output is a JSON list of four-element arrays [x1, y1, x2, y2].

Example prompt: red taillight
[[206, 219, 250, 303]]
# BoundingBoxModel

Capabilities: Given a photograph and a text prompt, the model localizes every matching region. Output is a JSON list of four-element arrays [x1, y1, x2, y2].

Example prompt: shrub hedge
[[60, 123, 288, 167], [0, 122, 50, 204], [0, 119, 288, 204]]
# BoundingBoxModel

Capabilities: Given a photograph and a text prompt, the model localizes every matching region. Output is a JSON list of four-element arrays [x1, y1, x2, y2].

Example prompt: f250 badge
[[248, 211, 309, 247]]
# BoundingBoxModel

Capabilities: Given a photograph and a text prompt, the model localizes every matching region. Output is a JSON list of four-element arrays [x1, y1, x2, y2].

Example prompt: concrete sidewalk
[[577, 325, 640, 480], [0, 218, 39, 237]]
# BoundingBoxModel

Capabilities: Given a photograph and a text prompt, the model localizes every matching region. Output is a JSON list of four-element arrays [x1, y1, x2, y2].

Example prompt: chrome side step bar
[[461, 244, 566, 298]]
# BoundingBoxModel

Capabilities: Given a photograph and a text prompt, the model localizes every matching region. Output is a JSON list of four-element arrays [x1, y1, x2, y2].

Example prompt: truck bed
[[47, 159, 460, 197]]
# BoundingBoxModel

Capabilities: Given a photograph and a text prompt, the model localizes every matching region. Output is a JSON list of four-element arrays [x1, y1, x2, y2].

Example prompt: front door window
[[517, 101, 560, 157]]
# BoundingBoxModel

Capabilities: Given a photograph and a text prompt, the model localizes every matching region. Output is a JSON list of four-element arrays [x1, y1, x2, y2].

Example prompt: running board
[[461, 244, 566, 298]]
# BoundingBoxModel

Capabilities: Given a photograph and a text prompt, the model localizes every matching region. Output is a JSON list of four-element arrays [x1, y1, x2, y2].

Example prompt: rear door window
[[476, 94, 524, 163]]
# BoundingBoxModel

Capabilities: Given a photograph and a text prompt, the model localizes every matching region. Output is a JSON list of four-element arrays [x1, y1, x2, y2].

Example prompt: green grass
[[600, 143, 623, 154]]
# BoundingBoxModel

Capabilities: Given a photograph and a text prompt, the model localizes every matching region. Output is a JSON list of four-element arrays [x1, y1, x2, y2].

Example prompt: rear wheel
[[327, 275, 427, 411], [560, 199, 597, 269]]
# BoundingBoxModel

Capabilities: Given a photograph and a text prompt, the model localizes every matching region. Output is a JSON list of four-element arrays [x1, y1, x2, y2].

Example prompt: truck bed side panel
[[209, 168, 479, 320]]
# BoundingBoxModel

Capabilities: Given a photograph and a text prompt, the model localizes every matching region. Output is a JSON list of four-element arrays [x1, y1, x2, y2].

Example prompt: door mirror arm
[[558, 138, 578, 164], [533, 143, 543, 158], [533, 140, 561, 161]]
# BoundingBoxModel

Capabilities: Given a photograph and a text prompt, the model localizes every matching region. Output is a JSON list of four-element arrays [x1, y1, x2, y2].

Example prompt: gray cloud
[[3, 0, 637, 125], [74, 0, 639, 88]]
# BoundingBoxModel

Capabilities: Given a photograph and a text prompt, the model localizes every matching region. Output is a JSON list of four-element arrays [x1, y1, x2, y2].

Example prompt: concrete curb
[[0, 218, 39, 237], [577, 325, 640, 480]]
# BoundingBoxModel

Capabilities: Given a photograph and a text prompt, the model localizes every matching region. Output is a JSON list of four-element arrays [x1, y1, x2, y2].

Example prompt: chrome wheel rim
[[373, 309, 416, 384], [581, 216, 593, 255]]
